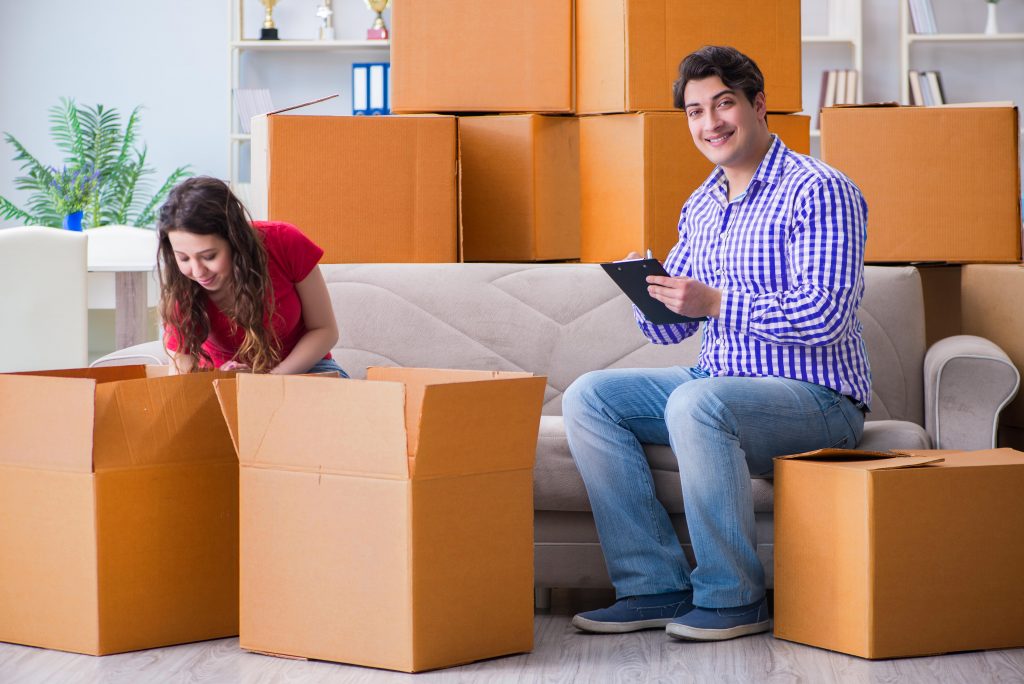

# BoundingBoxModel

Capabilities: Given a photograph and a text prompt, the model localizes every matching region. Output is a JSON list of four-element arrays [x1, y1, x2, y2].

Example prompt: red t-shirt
[[165, 221, 329, 369]]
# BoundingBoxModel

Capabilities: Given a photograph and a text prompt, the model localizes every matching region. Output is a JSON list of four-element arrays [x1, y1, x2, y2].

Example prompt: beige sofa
[[96, 264, 1020, 589]]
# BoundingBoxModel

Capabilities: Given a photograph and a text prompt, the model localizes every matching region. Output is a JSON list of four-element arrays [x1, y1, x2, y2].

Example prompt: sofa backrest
[[323, 264, 925, 425]]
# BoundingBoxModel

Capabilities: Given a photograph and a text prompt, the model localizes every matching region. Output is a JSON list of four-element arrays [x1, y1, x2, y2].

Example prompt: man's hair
[[672, 45, 765, 111]]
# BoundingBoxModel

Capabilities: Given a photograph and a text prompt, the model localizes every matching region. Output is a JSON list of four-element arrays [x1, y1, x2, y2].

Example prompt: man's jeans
[[562, 366, 865, 609]]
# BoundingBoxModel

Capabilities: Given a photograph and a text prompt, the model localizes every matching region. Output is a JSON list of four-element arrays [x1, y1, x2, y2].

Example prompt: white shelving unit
[[899, 1, 1024, 105], [228, 1, 390, 189], [802, 0, 863, 140]]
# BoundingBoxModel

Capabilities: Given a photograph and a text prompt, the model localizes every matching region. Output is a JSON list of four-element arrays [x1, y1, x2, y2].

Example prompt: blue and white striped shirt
[[637, 135, 872, 407]]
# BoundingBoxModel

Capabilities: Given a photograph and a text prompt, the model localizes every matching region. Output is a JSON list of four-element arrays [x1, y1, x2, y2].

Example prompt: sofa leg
[[535, 587, 552, 611]]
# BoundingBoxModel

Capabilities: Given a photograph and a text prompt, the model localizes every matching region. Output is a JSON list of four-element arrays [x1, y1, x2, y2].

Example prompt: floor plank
[[2, 615, 1023, 684]]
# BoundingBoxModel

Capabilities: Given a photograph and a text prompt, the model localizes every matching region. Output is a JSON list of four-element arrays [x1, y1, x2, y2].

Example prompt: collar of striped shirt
[[702, 134, 787, 206]]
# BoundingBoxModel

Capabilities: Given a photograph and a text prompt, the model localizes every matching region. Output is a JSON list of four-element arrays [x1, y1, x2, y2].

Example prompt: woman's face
[[166, 229, 234, 294]]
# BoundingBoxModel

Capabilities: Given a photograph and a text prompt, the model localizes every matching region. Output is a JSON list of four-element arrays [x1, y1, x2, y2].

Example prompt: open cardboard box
[[774, 447, 1024, 659], [0, 365, 239, 655], [214, 367, 546, 672]]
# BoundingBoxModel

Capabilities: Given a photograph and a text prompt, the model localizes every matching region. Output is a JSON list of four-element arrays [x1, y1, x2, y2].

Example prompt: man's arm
[[633, 207, 702, 345]]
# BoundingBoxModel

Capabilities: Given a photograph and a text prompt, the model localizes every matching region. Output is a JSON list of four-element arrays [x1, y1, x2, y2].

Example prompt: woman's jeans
[[304, 357, 350, 378], [562, 366, 864, 609]]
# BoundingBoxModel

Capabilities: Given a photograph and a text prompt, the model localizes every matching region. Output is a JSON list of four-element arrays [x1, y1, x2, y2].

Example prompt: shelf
[[230, 39, 390, 51], [907, 33, 1024, 43], [810, 130, 821, 138], [231, 134, 251, 142], [801, 35, 857, 44]]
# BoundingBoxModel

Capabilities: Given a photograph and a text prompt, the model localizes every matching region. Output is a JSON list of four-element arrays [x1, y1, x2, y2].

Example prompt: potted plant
[[48, 164, 100, 231], [0, 98, 191, 229]]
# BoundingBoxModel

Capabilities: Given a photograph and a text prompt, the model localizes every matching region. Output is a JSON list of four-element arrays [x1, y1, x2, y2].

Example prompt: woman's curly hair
[[157, 176, 280, 373]]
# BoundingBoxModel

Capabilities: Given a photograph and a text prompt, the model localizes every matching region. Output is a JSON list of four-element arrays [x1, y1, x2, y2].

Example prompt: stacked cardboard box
[[0, 366, 239, 655], [391, 0, 804, 263], [821, 104, 1021, 264], [249, 108, 459, 264]]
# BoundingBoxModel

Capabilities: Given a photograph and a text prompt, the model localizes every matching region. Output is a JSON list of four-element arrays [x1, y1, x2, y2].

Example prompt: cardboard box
[[576, 0, 802, 114], [821, 105, 1021, 263], [579, 112, 810, 262], [774, 448, 1024, 659], [251, 105, 458, 263], [215, 368, 546, 672], [0, 366, 238, 655], [391, 0, 573, 113], [962, 264, 1024, 426], [459, 115, 580, 262]]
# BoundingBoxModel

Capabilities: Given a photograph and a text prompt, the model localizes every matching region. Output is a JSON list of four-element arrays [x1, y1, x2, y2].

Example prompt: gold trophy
[[259, 0, 280, 40], [365, 0, 391, 40]]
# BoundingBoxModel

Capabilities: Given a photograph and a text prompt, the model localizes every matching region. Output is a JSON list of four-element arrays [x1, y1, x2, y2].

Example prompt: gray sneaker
[[572, 591, 694, 634], [665, 597, 770, 641]]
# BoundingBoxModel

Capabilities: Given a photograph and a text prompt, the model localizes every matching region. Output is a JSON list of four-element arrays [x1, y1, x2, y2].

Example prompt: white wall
[[1, 0, 1021, 229]]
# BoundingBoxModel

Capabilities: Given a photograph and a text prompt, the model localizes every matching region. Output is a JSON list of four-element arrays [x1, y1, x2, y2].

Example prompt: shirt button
[[715, 339, 723, 347], [716, 268, 723, 275]]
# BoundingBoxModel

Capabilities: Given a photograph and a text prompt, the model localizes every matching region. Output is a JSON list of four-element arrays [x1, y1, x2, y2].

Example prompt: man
[[563, 45, 870, 641]]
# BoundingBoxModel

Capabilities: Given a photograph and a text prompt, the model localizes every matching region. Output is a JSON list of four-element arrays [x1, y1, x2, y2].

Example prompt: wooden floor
[[3, 598, 1024, 684]]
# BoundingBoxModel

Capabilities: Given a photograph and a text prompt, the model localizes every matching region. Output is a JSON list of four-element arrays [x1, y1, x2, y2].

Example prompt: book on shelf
[[908, 0, 937, 35], [925, 71, 945, 105], [921, 72, 935, 105], [908, 69, 924, 105], [845, 69, 858, 105], [233, 88, 274, 134], [817, 69, 861, 128], [824, 69, 838, 108]]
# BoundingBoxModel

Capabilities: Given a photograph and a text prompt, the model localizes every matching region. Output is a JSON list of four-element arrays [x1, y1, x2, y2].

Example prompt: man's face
[[682, 75, 767, 172]]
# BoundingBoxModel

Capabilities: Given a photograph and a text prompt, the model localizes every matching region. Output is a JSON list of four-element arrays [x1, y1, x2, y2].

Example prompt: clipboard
[[600, 259, 705, 325]]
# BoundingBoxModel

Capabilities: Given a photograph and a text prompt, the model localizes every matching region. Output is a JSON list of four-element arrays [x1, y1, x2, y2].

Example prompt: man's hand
[[646, 275, 722, 319]]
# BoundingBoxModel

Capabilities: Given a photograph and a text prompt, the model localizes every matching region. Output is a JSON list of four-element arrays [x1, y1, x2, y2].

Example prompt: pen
[[646, 249, 653, 260]]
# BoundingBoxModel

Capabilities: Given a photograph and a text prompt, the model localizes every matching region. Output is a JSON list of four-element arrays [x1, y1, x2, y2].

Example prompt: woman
[[157, 176, 346, 377]]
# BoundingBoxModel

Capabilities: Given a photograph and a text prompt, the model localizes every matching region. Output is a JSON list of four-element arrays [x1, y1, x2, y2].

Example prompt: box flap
[[893, 448, 1024, 468], [777, 448, 944, 470], [367, 367, 536, 461], [0, 374, 96, 472], [410, 376, 546, 479], [92, 371, 237, 470], [235, 374, 409, 477], [212, 378, 240, 456], [12, 365, 148, 383], [266, 94, 338, 117]]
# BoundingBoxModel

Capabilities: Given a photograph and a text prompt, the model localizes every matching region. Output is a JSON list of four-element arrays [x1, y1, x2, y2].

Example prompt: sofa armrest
[[90, 340, 169, 368], [924, 335, 1020, 450]]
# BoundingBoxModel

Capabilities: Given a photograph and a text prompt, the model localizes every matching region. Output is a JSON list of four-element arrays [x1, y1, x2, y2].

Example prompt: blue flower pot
[[62, 211, 84, 231]]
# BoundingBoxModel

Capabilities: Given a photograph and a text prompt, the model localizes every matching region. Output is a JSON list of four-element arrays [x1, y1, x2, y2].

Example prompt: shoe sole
[[572, 615, 674, 634], [665, 620, 771, 641]]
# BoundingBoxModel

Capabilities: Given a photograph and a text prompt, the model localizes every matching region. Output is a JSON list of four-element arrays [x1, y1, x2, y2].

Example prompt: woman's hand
[[646, 275, 722, 319], [220, 360, 252, 372]]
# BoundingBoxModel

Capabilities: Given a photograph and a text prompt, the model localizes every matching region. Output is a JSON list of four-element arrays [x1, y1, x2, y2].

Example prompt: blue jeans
[[304, 357, 350, 378], [562, 366, 864, 608]]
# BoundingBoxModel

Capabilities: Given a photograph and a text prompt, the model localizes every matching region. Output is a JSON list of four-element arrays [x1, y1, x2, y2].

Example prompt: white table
[[87, 262, 155, 349]]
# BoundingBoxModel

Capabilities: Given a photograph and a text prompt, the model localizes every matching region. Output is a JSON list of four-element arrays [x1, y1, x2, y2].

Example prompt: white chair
[[0, 226, 88, 372]]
